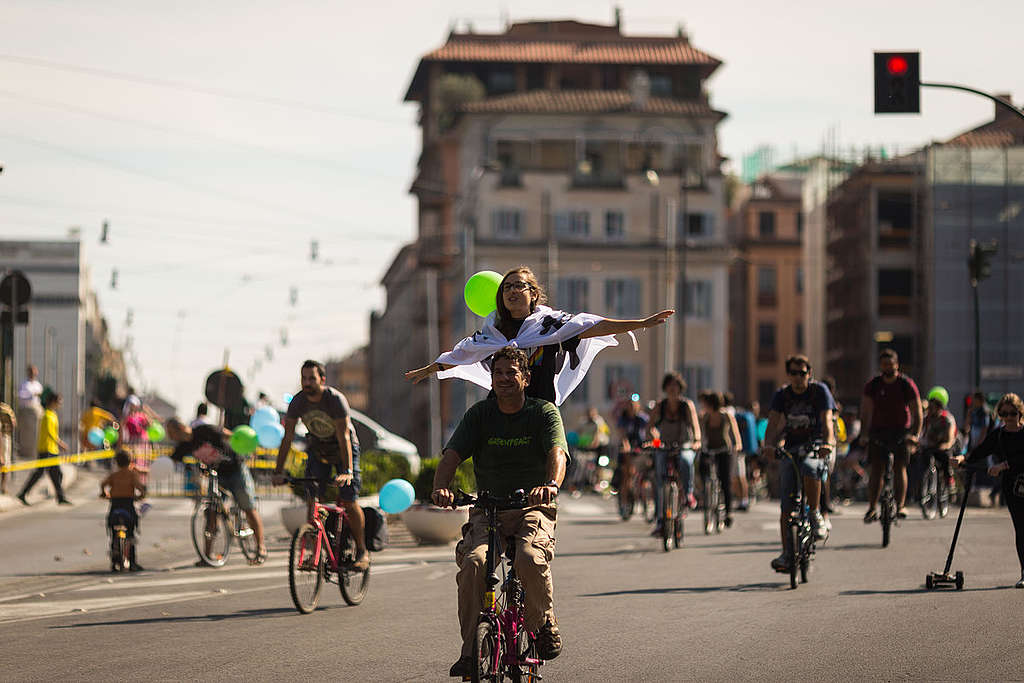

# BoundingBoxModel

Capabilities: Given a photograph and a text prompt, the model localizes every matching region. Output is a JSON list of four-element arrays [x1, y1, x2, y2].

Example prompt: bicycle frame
[[778, 442, 821, 588], [290, 477, 354, 574]]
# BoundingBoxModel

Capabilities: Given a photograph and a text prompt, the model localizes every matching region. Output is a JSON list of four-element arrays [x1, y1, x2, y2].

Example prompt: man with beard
[[272, 359, 368, 571], [858, 348, 922, 523]]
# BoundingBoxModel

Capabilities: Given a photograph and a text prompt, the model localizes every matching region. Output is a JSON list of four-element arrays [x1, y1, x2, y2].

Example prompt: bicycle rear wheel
[[510, 631, 540, 683], [920, 461, 938, 520], [234, 506, 259, 561], [288, 524, 324, 614], [338, 528, 370, 606], [641, 473, 656, 523], [191, 501, 231, 567], [786, 523, 799, 589], [472, 619, 499, 683], [703, 472, 715, 535], [617, 489, 633, 521]]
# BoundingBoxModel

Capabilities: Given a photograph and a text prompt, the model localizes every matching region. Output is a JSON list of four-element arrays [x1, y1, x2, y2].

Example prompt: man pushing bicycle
[[432, 346, 568, 679]]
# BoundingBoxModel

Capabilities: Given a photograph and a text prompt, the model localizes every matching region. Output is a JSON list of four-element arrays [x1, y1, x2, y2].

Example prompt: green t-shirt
[[445, 397, 567, 498]]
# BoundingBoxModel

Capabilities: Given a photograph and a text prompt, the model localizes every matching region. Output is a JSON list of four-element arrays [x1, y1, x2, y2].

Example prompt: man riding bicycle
[[615, 397, 649, 506], [761, 355, 836, 573], [432, 347, 568, 678], [858, 348, 922, 523], [272, 359, 369, 572]]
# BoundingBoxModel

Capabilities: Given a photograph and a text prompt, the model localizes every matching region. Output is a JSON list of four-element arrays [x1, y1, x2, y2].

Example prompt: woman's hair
[[698, 390, 723, 411], [662, 372, 686, 393], [494, 266, 547, 336], [996, 393, 1024, 417]]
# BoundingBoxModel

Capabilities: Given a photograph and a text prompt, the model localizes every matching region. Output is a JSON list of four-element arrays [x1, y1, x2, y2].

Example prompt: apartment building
[[370, 16, 731, 456], [730, 175, 805, 408]]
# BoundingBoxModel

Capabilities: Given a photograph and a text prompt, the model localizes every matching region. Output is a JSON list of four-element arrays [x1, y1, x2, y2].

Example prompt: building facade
[[371, 18, 731, 457], [325, 345, 369, 412], [730, 175, 805, 408]]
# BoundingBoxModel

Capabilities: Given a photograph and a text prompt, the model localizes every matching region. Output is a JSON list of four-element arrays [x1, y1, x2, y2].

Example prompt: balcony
[[571, 170, 625, 190]]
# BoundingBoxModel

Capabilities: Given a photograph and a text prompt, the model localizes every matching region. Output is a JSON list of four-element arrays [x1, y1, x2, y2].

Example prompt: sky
[[1, 0, 1021, 418]]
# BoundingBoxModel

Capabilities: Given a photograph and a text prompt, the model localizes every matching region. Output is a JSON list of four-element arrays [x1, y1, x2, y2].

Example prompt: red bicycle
[[286, 477, 370, 613]]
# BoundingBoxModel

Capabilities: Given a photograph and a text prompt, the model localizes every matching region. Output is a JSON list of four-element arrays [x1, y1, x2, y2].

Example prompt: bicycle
[[655, 441, 694, 552], [917, 447, 952, 520], [697, 447, 728, 535], [451, 489, 545, 683], [190, 464, 259, 568], [108, 508, 134, 572], [286, 476, 370, 614], [777, 441, 822, 589], [869, 437, 906, 548], [616, 448, 654, 522]]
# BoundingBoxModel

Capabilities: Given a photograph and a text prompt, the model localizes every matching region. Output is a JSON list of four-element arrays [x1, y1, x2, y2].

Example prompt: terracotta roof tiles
[[423, 38, 720, 66], [458, 90, 725, 118]]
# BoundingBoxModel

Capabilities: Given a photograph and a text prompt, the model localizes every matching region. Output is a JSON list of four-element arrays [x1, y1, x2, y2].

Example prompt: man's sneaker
[[823, 516, 833, 532], [57, 498, 73, 506], [650, 521, 663, 537], [16, 492, 29, 506], [1016, 575, 1024, 589], [686, 493, 697, 509], [129, 563, 144, 572], [536, 618, 562, 660], [724, 515, 734, 528], [812, 511, 828, 540], [863, 508, 878, 523], [448, 655, 473, 678], [897, 508, 908, 519], [352, 550, 370, 572], [771, 553, 791, 573]]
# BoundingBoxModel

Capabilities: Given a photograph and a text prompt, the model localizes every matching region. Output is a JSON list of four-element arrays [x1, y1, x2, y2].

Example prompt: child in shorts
[[100, 449, 147, 571]]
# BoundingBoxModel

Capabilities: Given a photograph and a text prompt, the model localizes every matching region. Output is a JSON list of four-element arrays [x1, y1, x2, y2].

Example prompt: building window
[[650, 73, 672, 96], [487, 69, 516, 95], [556, 277, 589, 312], [757, 323, 777, 363], [795, 322, 804, 351], [796, 267, 804, 294], [606, 364, 642, 401], [758, 379, 777, 409], [684, 365, 713, 395], [605, 279, 642, 317], [554, 210, 590, 239], [877, 190, 913, 249], [758, 211, 776, 238], [677, 212, 713, 239], [492, 209, 523, 239], [605, 210, 625, 240], [878, 268, 913, 317], [682, 280, 712, 320], [757, 266, 777, 307]]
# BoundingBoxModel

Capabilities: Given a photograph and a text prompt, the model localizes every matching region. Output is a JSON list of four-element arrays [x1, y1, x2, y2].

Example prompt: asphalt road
[[2, 476, 1023, 681]]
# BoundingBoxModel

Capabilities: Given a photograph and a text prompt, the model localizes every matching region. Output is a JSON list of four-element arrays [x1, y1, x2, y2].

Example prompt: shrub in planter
[[413, 457, 476, 503], [286, 449, 411, 499]]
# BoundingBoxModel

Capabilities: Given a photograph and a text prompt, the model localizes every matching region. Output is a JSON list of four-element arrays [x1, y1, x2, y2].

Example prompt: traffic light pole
[[973, 281, 981, 390], [920, 81, 1024, 122]]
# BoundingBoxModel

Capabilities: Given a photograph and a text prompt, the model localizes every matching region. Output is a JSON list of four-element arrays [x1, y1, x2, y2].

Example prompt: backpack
[[362, 506, 388, 552]]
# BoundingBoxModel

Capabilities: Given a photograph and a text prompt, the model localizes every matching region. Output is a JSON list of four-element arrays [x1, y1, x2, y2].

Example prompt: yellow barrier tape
[[1, 446, 307, 473]]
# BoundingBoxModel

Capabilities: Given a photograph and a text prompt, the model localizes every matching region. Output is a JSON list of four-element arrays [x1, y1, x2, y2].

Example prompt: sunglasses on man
[[787, 368, 809, 377]]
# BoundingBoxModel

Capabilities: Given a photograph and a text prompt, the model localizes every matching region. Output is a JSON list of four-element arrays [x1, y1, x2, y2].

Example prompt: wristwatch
[[545, 480, 559, 489]]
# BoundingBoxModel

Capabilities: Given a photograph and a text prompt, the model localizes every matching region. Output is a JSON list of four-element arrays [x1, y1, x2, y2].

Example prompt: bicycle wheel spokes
[[235, 507, 259, 561], [191, 502, 231, 567], [339, 531, 370, 606], [472, 620, 499, 683], [288, 524, 324, 614]]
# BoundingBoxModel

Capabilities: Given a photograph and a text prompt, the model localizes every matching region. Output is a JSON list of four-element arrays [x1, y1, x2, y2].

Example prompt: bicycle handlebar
[[450, 489, 541, 510], [776, 441, 825, 460]]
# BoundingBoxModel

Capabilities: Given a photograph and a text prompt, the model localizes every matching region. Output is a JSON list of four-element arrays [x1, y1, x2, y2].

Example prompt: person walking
[[16, 365, 43, 464], [956, 393, 1024, 587], [17, 392, 71, 505], [0, 401, 15, 494]]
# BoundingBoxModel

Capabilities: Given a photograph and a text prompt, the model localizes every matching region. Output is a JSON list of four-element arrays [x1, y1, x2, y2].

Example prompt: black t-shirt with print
[[285, 387, 359, 458]]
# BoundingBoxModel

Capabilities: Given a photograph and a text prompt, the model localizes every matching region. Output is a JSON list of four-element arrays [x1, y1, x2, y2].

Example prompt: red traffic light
[[886, 55, 908, 76]]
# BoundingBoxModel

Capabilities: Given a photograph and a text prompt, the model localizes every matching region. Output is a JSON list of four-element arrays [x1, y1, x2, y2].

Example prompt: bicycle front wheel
[[338, 529, 370, 606], [787, 523, 799, 589], [234, 506, 259, 561], [288, 524, 325, 614], [920, 462, 938, 520], [472, 619, 500, 683], [191, 501, 231, 567]]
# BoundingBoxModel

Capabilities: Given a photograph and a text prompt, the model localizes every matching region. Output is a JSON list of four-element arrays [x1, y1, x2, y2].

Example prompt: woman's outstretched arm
[[579, 310, 674, 339]]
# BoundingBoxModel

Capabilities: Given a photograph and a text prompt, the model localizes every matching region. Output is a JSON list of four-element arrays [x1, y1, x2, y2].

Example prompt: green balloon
[[230, 425, 259, 455], [464, 270, 503, 317], [147, 422, 166, 442], [103, 427, 119, 445]]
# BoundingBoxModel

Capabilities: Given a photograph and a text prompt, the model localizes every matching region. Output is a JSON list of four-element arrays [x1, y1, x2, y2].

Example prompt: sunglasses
[[501, 282, 532, 292], [787, 369, 809, 377], [999, 410, 1020, 419]]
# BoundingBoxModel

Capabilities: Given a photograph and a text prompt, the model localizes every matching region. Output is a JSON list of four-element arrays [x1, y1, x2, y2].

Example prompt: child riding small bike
[[99, 449, 147, 572]]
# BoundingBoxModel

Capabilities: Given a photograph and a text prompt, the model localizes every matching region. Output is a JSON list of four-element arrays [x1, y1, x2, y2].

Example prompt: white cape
[[435, 305, 624, 405]]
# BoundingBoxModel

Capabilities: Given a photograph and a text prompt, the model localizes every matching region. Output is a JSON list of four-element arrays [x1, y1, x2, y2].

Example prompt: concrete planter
[[402, 504, 468, 545], [280, 503, 307, 536]]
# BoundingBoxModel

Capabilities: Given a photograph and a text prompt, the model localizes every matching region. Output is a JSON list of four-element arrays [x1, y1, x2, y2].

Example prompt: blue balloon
[[378, 478, 415, 514], [256, 422, 285, 449], [250, 406, 278, 430], [87, 427, 105, 447]]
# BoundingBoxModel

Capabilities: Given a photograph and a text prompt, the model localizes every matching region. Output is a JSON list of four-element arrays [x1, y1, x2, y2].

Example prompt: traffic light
[[874, 52, 920, 113], [968, 238, 998, 286]]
